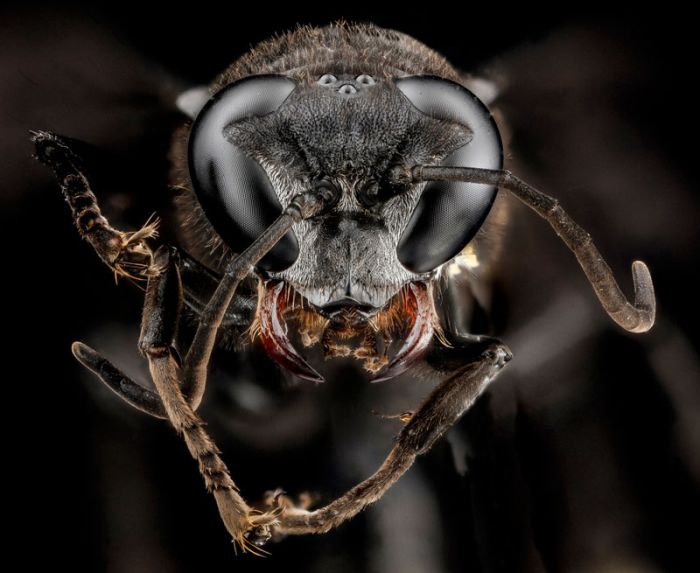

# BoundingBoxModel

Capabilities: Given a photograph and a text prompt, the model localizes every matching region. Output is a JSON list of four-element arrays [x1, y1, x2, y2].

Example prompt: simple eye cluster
[[317, 74, 336, 85], [317, 73, 376, 95], [188, 74, 502, 273]]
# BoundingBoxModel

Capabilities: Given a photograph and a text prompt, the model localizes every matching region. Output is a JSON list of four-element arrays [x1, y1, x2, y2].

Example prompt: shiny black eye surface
[[188, 75, 297, 271], [395, 76, 503, 273]]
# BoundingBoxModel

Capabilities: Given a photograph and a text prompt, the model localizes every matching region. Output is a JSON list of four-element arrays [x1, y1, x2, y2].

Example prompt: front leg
[[33, 131, 257, 417], [138, 247, 270, 552], [402, 336, 511, 454], [32, 131, 157, 280], [74, 247, 270, 553], [261, 336, 511, 538]]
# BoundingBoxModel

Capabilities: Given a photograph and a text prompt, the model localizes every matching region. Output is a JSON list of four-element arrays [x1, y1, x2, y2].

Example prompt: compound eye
[[395, 76, 503, 273], [188, 75, 297, 271]]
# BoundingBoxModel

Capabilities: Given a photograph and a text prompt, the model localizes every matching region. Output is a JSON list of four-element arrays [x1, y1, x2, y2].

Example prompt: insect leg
[[260, 337, 511, 538], [139, 246, 279, 553], [178, 250, 257, 331], [71, 245, 267, 552], [68, 249, 254, 419], [411, 165, 656, 333], [146, 192, 337, 549], [71, 342, 167, 418], [31, 130, 156, 280]]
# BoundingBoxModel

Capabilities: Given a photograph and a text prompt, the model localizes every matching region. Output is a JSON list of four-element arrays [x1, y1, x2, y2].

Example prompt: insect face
[[188, 72, 502, 379]]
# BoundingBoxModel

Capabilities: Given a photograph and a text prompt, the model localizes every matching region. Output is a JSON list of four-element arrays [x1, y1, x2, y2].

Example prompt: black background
[[4, 4, 700, 572]]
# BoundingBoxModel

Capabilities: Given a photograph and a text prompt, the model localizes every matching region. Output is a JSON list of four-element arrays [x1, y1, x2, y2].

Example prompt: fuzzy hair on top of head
[[211, 22, 461, 89]]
